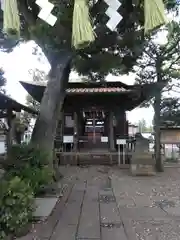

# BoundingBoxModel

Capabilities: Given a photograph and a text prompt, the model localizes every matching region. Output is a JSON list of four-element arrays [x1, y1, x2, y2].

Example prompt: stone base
[[33, 197, 59, 219], [131, 164, 156, 176]]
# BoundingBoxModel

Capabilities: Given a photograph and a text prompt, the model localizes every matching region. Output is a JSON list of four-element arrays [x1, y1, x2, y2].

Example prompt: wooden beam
[[73, 111, 78, 151], [108, 111, 115, 151], [6, 109, 15, 151]]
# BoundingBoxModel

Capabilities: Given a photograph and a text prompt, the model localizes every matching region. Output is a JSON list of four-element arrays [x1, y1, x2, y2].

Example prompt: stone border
[[17, 182, 74, 240]]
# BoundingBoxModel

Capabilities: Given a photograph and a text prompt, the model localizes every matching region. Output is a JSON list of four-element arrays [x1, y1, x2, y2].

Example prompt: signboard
[[161, 129, 180, 144], [101, 136, 108, 143], [63, 136, 73, 143], [116, 139, 126, 145]]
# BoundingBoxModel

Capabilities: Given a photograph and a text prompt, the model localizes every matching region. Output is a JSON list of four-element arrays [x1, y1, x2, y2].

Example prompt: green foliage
[[6, 144, 49, 168], [136, 21, 180, 80], [160, 97, 180, 126], [0, 176, 34, 239], [0, 0, 177, 79], [0, 144, 54, 238], [4, 144, 54, 195]]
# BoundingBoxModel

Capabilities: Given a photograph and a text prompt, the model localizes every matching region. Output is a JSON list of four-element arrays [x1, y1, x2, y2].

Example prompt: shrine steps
[[57, 152, 130, 166], [78, 154, 116, 165]]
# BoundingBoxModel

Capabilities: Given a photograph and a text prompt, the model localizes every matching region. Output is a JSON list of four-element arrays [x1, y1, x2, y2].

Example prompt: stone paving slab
[[164, 206, 180, 217], [116, 197, 135, 207], [34, 197, 58, 218], [61, 202, 82, 225], [132, 196, 154, 207], [101, 225, 127, 240], [99, 189, 114, 196], [100, 202, 121, 224], [68, 189, 84, 203], [77, 239, 100, 240], [73, 182, 86, 191], [83, 186, 99, 202], [119, 207, 167, 219], [77, 201, 100, 239], [51, 223, 77, 240]]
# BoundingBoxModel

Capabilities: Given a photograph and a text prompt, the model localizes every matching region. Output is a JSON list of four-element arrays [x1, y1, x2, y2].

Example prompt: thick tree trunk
[[154, 92, 163, 172], [154, 58, 164, 172], [31, 50, 73, 160]]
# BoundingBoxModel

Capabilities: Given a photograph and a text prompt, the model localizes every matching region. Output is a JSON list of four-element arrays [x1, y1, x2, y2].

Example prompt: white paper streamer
[[104, 0, 122, 31], [36, 0, 57, 26], [0, 0, 4, 10]]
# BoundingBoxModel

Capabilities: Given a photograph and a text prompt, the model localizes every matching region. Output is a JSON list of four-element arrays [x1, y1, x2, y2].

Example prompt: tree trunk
[[154, 57, 164, 172], [154, 92, 163, 172], [31, 50, 73, 167]]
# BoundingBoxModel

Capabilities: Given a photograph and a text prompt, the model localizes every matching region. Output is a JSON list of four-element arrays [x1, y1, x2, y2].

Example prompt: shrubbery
[[0, 144, 54, 239], [0, 177, 34, 239], [4, 144, 54, 195]]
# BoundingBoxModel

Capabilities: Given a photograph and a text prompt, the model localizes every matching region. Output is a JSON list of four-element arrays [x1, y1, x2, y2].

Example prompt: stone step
[[59, 154, 120, 165], [78, 157, 117, 165], [59, 158, 117, 166]]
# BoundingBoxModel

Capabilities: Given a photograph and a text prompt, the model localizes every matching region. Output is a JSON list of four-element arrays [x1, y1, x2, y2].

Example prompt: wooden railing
[[54, 135, 136, 155]]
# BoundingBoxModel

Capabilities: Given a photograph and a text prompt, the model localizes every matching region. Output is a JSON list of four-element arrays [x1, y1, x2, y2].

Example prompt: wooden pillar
[[54, 110, 64, 150], [109, 111, 115, 151], [6, 109, 15, 152], [114, 109, 126, 137], [60, 111, 64, 146], [73, 111, 78, 151]]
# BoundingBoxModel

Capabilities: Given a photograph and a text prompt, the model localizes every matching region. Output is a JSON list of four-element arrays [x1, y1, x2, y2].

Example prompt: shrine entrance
[[83, 109, 105, 148]]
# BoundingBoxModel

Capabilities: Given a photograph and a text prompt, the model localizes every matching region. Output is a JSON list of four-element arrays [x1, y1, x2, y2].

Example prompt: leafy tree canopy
[[160, 97, 180, 126], [134, 20, 180, 108], [0, 0, 178, 80]]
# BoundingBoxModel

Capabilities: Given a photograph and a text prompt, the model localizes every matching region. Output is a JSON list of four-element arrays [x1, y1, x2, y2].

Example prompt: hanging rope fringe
[[72, 0, 96, 49], [3, 0, 20, 37], [144, 0, 168, 34]]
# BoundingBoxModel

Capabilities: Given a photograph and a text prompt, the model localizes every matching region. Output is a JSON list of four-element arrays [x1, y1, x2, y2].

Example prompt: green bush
[[4, 144, 54, 195], [0, 177, 34, 239], [6, 144, 49, 170]]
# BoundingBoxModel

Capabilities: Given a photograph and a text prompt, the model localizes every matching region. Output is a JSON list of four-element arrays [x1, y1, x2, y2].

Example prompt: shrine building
[[20, 80, 162, 166]]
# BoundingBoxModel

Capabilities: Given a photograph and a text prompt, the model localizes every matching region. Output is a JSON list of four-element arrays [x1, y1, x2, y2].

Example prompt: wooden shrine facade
[[20, 80, 163, 165]]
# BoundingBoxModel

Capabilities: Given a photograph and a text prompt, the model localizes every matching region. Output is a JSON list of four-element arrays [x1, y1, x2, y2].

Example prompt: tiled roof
[[0, 92, 37, 114], [66, 87, 126, 93]]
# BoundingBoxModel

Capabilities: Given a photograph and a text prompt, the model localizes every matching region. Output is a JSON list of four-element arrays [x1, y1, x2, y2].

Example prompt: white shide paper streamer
[[104, 0, 122, 31]]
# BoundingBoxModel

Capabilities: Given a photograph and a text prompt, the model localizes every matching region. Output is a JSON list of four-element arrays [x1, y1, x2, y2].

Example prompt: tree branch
[[18, 0, 36, 26]]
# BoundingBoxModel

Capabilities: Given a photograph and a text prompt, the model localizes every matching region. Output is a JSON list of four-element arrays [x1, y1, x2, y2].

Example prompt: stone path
[[18, 166, 180, 240]]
